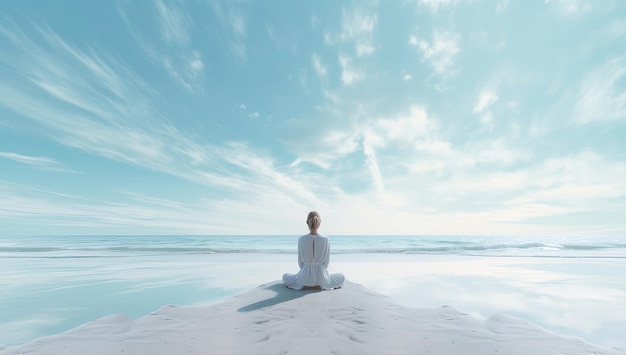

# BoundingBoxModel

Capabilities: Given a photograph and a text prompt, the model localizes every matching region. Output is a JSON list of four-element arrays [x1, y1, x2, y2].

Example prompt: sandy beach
[[2, 280, 623, 355]]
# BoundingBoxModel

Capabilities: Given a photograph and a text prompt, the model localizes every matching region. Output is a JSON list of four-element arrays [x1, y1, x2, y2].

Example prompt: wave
[[2, 239, 625, 258]]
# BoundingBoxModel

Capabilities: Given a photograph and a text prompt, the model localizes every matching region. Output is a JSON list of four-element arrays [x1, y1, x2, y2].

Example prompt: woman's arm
[[298, 237, 304, 269], [323, 239, 330, 269]]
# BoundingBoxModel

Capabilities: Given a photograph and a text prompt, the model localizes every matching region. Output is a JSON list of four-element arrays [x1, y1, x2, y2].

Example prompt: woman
[[283, 211, 345, 290]]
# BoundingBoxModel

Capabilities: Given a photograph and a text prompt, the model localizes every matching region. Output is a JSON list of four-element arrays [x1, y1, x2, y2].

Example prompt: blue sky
[[1, 0, 625, 236]]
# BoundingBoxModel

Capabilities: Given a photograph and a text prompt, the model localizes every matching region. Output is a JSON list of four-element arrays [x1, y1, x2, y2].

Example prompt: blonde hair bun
[[307, 211, 321, 229]]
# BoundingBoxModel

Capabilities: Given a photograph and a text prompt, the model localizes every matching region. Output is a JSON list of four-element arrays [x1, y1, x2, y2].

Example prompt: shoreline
[[2, 280, 624, 355]]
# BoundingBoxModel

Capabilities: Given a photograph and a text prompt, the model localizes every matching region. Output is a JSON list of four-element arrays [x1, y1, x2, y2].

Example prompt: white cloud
[[161, 51, 205, 92], [324, 8, 377, 57], [206, 2, 247, 61], [119, 1, 205, 92], [311, 53, 326, 77], [448, 141, 523, 176], [360, 107, 452, 198], [473, 91, 499, 114], [231, 13, 246, 37], [413, 31, 460, 75], [340, 8, 377, 57], [496, 0, 511, 14], [340, 9, 376, 39], [525, 151, 626, 202], [545, 0, 592, 17], [189, 51, 204, 72], [374, 106, 435, 145], [208, 1, 246, 38], [415, 139, 452, 155], [0, 24, 322, 215], [362, 134, 385, 194], [356, 43, 375, 57], [460, 138, 530, 167], [311, 15, 321, 28], [418, 0, 454, 13], [288, 128, 361, 169], [0, 181, 310, 235], [0, 152, 75, 173], [370, 143, 625, 235], [2, 2, 623, 237], [155, 0, 191, 45], [573, 58, 626, 124], [231, 42, 247, 61], [606, 19, 626, 42], [473, 90, 499, 128], [339, 56, 363, 85], [338, 108, 453, 209], [446, 150, 624, 221], [479, 112, 494, 126]]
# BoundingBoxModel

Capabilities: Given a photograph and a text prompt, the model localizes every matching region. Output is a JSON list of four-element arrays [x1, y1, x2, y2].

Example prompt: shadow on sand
[[237, 282, 321, 312]]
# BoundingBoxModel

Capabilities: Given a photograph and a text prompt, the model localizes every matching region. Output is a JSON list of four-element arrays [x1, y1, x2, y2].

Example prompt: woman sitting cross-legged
[[283, 211, 345, 290]]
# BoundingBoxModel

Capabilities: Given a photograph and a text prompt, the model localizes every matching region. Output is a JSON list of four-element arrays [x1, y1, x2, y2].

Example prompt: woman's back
[[298, 234, 329, 266]]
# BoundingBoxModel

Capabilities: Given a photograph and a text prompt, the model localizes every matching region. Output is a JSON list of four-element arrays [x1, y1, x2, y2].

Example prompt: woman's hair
[[307, 211, 321, 230]]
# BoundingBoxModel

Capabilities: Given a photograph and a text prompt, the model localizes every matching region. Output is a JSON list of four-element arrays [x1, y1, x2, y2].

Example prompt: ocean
[[3, 234, 625, 257], [1, 235, 625, 350]]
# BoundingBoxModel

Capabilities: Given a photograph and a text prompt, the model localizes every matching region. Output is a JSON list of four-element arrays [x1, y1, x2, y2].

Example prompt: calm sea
[[2, 234, 625, 258], [1, 235, 625, 350]]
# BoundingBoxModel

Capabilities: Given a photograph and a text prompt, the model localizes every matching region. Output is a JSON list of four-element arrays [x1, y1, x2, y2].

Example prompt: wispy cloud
[[311, 53, 327, 77], [155, 0, 191, 45], [473, 90, 499, 127], [207, 1, 248, 61], [573, 58, 626, 124], [318, 7, 377, 87], [339, 55, 363, 85], [411, 31, 460, 77], [231, 13, 246, 37], [496, 0, 511, 14], [1, 1, 623, 236], [402, 69, 412, 81], [362, 133, 385, 194], [407, 147, 622, 221], [0, 172, 312, 235], [323, 8, 378, 56], [373, 106, 435, 145], [0, 152, 76, 173], [286, 127, 360, 170], [517, 151, 626, 202], [418, 0, 455, 13], [545, 0, 592, 18], [0, 22, 320, 221], [118, 1, 205, 92], [0, 182, 234, 234], [537, 56, 626, 134], [473, 91, 499, 114], [339, 8, 377, 57], [282, 100, 550, 229]]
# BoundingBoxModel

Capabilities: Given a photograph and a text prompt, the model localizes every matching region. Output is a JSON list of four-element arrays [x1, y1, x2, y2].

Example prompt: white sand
[[1, 280, 623, 355]]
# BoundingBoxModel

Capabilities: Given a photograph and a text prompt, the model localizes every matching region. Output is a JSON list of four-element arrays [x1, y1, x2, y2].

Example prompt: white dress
[[283, 233, 345, 290]]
